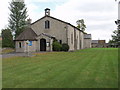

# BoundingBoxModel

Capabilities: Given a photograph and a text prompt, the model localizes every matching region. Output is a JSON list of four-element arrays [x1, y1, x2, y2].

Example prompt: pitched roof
[[38, 33, 55, 38], [31, 15, 85, 33], [92, 40, 98, 44], [84, 34, 91, 39], [15, 27, 37, 41], [92, 40, 106, 44]]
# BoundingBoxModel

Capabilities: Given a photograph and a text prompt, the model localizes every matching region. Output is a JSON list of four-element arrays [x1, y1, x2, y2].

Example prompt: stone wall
[[84, 39, 91, 49], [31, 17, 67, 44], [15, 41, 37, 52]]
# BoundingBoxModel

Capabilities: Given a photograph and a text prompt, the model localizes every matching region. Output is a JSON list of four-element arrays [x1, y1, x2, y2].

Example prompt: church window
[[77, 36, 78, 46], [45, 20, 50, 29], [71, 33, 73, 44]]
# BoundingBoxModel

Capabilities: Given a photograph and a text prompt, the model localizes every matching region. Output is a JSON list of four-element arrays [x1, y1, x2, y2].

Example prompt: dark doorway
[[40, 39, 46, 51]]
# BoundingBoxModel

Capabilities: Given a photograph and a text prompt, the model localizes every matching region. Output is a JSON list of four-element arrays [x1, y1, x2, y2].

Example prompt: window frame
[[45, 20, 50, 29]]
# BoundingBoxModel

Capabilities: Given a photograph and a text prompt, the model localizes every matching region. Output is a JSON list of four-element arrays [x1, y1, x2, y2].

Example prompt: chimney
[[26, 18, 32, 28], [45, 8, 50, 16]]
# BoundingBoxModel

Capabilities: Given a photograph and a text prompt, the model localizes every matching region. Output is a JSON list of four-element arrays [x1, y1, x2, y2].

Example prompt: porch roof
[[15, 27, 37, 41]]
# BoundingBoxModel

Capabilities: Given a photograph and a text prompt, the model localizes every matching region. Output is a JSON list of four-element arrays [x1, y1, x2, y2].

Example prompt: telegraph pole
[[115, 0, 120, 47]]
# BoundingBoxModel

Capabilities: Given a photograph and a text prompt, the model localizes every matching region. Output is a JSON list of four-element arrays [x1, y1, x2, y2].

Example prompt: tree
[[8, 0, 28, 38], [112, 30, 119, 42], [109, 29, 119, 47], [76, 19, 86, 31], [2, 28, 14, 48]]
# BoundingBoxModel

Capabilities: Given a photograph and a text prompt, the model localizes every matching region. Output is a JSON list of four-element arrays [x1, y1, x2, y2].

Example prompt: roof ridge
[[31, 15, 84, 33]]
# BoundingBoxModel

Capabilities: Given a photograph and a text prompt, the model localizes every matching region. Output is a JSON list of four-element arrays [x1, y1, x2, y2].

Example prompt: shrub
[[52, 41, 62, 51], [2, 28, 14, 48], [61, 43, 69, 51]]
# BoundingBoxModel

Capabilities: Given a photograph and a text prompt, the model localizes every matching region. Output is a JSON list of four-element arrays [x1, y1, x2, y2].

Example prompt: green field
[[2, 48, 118, 88]]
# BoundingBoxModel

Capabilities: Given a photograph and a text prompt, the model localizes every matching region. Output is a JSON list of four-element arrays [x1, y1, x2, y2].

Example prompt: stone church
[[15, 8, 91, 52]]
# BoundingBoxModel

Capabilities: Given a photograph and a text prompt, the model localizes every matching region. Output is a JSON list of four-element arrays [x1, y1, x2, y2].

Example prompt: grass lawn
[[2, 48, 118, 88]]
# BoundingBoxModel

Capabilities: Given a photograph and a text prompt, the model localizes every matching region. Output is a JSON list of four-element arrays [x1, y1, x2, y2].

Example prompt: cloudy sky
[[0, 0, 118, 42]]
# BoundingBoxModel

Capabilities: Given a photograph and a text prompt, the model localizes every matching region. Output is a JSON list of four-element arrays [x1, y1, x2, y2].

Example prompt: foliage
[[8, 0, 28, 38], [52, 41, 62, 51], [109, 29, 119, 47], [2, 28, 14, 48], [61, 43, 69, 51], [52, 38, 69, 51], [3, 48, 118, 88], [112, 30, 119, 42], [76, 19, 86, 31]]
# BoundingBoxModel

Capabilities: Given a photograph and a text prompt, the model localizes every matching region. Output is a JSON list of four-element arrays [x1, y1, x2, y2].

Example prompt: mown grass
[[2, 48, 118, 88]]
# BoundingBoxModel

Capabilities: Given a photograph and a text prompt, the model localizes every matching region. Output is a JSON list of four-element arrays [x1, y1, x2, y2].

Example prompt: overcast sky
[[0, 0, 118, 42]]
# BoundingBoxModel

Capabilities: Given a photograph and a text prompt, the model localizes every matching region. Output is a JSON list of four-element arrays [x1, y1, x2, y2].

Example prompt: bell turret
[[45, 8, 50, 16]]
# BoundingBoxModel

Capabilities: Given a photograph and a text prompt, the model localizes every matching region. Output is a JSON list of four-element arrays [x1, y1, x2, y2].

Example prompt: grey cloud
[[75, 1, 116, 13], [87, 23, 115, 31]]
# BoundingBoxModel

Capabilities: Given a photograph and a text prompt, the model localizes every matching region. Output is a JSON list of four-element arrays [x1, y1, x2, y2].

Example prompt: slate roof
[[84, 34, 91, 39], [15, 15, 87, 41], [92, 40, 98, 44], [15, 27, 37, 41], [31, 15, 85, 33]]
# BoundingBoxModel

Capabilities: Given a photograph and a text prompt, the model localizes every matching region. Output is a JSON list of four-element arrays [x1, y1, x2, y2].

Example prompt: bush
[[61, 43, 69, 51], [2, 28, 14, 48], [52, 41, 62, 51]]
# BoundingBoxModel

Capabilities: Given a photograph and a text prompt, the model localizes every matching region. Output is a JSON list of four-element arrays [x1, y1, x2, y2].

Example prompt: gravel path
[[1, 51, 48, 58], [2, 52, 34, 58]]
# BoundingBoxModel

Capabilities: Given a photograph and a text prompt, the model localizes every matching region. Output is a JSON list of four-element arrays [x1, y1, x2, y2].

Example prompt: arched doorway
[[40, 38, 46, 51]]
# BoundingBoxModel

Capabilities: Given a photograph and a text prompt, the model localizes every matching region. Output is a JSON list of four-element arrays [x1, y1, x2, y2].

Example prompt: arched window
[[45, 20, 50, 29]]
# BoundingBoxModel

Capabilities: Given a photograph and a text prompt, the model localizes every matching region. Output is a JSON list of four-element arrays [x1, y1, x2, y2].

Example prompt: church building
[[15, 8, 91, 52]]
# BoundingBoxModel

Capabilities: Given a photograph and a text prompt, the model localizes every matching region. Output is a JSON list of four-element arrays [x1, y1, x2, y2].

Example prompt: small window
[[19, 42, 22, 48], [45, 20, 50, 29], [59, 40, 62, 44], [58, 40, 62, 44]]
